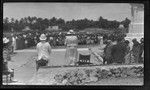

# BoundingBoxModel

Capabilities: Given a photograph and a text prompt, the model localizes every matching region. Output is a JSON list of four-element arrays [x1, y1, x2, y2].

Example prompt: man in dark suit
[[103, 40, 113, 64], [111, 40, 127, 64]]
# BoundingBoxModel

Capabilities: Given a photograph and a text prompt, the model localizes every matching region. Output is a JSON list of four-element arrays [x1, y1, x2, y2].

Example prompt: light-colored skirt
[[64, 46, 78, 65]]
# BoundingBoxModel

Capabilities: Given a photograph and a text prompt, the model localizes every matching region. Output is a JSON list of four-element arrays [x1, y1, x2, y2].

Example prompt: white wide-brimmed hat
[[39, 34, 47, 40], [3, 37, 10, 44], [67, 29, 74, 34]]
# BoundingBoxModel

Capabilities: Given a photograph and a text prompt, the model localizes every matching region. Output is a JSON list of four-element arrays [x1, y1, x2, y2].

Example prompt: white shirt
[[36, 42, 51, 60], [12, 37, 16, 45], [65, 36, 78, 46]]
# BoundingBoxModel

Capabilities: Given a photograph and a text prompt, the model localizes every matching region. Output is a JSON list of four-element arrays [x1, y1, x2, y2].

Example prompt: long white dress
[[64, 35, 78, 65], [12, 37, 16, 51]]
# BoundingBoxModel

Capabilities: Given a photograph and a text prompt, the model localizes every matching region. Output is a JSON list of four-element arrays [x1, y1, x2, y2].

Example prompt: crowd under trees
[[3, 16, 131, 33]]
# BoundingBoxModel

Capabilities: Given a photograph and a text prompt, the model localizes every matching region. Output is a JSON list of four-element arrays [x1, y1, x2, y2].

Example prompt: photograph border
[[1, 0, 150, 90]]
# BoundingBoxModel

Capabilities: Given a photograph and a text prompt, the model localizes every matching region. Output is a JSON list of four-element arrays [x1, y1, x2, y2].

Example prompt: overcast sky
[[3, 3, 132, 21]]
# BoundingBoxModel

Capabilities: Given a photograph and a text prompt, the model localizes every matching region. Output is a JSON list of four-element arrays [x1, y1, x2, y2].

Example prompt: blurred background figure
[[103, 40, 113, 64], [111, 38, 127, 64], [11, 34, 16, 54], [139, 38, 144, 63], [131, 38, 141, 63], [124, 40, 131, 64]]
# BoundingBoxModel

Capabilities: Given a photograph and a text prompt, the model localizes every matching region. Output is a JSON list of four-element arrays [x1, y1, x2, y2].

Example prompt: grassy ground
[[7, 49, 96, 84]]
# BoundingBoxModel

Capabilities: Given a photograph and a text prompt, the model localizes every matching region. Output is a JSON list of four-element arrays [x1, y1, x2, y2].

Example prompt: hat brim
[[3, 38, 9, 43], [40, 37, 47, 40], [67, 32, 71, 34]]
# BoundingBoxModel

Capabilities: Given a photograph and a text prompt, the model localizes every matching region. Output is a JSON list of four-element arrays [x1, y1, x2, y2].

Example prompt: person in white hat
[[3, 36, 10, 49], [3, 37, 10, 44], [64, 30, 78, 66], [36, 34, 52, 70], [10, 34, 16, 53]]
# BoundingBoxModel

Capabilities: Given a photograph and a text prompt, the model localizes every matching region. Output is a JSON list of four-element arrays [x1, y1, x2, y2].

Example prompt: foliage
[[3, 16, 131, 33]]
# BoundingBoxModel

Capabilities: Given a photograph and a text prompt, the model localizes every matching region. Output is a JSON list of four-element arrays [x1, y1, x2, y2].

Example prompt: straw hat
[[39, 34, 47, 41]]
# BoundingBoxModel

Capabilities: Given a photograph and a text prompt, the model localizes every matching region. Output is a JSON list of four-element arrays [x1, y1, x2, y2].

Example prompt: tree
[[50, 17, 57, 26], [121, 18, 131, 33], [3, 17, 10, 32]]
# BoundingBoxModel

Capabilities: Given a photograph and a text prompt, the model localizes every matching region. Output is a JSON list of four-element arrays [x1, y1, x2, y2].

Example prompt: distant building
[[22, 26, 31, 31], [46, 26, 61, 31]]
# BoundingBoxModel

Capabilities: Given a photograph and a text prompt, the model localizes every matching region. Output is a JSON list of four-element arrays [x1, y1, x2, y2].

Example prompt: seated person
[[36, 56, 48, 67], [36, 34, 51, 70]]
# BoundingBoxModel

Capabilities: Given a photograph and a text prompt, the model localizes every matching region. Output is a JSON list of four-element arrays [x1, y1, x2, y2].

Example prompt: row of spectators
[[3, 32, 144, 69], [3, 32, 106, 50], [102, 37, 144, 64]]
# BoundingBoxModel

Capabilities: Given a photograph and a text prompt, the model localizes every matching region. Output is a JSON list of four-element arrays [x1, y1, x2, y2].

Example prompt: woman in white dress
[[11, 34, 16, 52], [64, 30, 78, 66]]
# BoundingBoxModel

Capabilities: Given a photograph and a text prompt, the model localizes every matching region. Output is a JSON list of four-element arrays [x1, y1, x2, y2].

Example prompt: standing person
[[139, 38, 144, 63], [124, 40, 132, 64], [49, 36, 53, 47], [20, 35, 24, 49], [15, 35, 19, 50], [3, 48, 15, 82], [12, 34, 16, 52], [23, 34, 28, 49], [3, 36, 12, 57], [103, 40, 113, 64], [36, 34, 52, 71], [131, 38, 141, 63], [3, 37, 16, 82], [65, 30, 78, 66], [34, 36, 37, 46], [10, 34, 14, 54], [17, 35, 21, 50], [111, 39, 127, 64], [3, 36, 10, 49]]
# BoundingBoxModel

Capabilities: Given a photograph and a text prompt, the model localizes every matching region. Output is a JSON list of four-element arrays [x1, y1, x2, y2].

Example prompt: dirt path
[[8, 48, 91, 84], [6, 48, 143, 85]]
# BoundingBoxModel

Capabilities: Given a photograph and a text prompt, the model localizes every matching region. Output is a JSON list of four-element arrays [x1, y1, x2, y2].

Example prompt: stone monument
[[125, 3, 144, 49]]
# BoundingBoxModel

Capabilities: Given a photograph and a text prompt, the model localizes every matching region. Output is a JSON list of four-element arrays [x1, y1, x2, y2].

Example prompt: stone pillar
[[125, 4, 144, 50]]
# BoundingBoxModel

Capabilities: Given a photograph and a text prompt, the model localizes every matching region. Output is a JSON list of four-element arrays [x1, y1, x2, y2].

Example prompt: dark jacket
[[111, 42, 127, 64], [104, 43, 113, 64], [132, 42, 141, 63]]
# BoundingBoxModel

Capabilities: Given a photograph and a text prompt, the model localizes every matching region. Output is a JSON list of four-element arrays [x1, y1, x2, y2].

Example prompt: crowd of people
[[34, 29, 144, 67], [3, 30, 144, 74], [99, 37, 144, 65], [3, 31, 103, 51]]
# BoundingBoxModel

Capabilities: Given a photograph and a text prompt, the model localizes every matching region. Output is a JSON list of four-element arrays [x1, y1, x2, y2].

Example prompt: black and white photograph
[[2, 3, 144, 85]]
